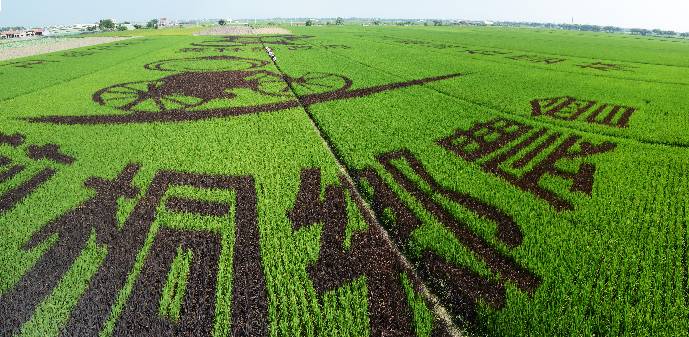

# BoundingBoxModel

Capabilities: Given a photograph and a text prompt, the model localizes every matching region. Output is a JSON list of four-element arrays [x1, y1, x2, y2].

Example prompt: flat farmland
[[0, 26, 688, 336]]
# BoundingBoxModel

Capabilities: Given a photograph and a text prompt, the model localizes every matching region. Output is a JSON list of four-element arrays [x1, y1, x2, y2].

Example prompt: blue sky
[[1, 0, 688, 32]]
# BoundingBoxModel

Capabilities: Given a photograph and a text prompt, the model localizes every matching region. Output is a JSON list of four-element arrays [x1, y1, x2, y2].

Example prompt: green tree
[[99, 19, 115, 31], [218, 19, 227, 26], [147, 19, 159, 29], [602, 26, 619, 33], [630, 28, 650, 36], [335, 17, 344, 25], [305, 20, 314, 27], [117, 25, 128, 31]]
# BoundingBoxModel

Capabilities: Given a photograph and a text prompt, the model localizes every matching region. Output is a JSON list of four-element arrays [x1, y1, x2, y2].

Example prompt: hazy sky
[[1, 0, 688, 32]]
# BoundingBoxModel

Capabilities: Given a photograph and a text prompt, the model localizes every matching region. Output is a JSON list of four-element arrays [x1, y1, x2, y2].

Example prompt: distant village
[[0, 18, 179, 40], [2, 18, 688, 40], [0, 28, 46, 39]]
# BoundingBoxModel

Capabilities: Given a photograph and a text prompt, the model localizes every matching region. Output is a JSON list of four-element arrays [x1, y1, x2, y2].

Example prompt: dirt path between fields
[[0, 37, 131, 61]]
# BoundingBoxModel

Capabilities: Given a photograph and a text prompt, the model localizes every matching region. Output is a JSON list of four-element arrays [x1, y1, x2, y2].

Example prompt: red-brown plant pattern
[[289, 168, 450, 336], [356, 149, 539, 323], [531, 96, 637, 128], [506, 54, 566, 64], [379, 36, 466, 49], [191, 35, 314, 48], [31, 53, 461, 124], [0, 165, 268, 336], [61, 50, 97, 57], [0, 132, 75, 214], [143, 56, 270, 72], [437, 118, 616, 211], [576, 62, 634, 72], [0, 163, 455, 335], [465, 49, 510, 56], [0, 59, 59, 69]]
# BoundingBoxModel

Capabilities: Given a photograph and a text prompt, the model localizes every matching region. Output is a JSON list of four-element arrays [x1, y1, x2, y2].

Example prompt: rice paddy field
[[1, 25, 688, 336]]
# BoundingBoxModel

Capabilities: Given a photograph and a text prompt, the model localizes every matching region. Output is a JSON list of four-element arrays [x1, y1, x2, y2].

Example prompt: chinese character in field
[[321, 44, 351, 50], [356, 149, 539, 323], [507, 54, 566, 64], [465, 49, 509, 56], [576, 62, 633, 72], [531, 96, 637, 128], [0, 132, 75, 213], [437, 118, 616, 211], [0, 165, 267, 337], [0, 59, 59, 68], [288, 168, 440, 335]]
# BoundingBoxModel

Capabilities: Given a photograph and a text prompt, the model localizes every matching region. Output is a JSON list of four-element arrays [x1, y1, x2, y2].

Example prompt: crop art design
[[0, 165, 268, 336], [289, 169, 448, 336], [177, 47, 264, 53], [464, 49, 510, 56], [0, 132, 75, 213], [437, 118, 616, 211], [531, 96, 637, 128], [356, 150, 539, 323], [192, 35, 315, 48], [0, 164, 447, 336], [31, 55, 462, 124], [379, 36, 466, 49], [87, 40, 146, 52], [143, 55, 271, 71], [61, 50, 97, 57], [285, 44, 352, 51], [576, 62, 634, 72], [0, 59, 59, 69], [506, 54, 567, 64]]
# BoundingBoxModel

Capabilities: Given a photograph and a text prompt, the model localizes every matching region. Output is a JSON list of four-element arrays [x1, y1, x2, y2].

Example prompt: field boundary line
[[263, 43, 466, 337]]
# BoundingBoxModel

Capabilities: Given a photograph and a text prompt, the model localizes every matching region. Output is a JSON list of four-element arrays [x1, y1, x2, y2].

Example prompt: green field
[[1, 25, 688, 336]]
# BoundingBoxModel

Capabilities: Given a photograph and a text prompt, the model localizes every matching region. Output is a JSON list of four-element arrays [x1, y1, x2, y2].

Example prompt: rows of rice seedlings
[[0, 37, 174, 101], [282, 27, 689, 148], [2, 26, 688, 336], [273, 27, 689, 335], [0, 35, 444, 336]]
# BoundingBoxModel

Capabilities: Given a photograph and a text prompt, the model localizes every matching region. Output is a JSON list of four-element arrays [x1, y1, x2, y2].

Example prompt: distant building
[[158, 18, 175, 27], [1, 30, 27, 38]]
